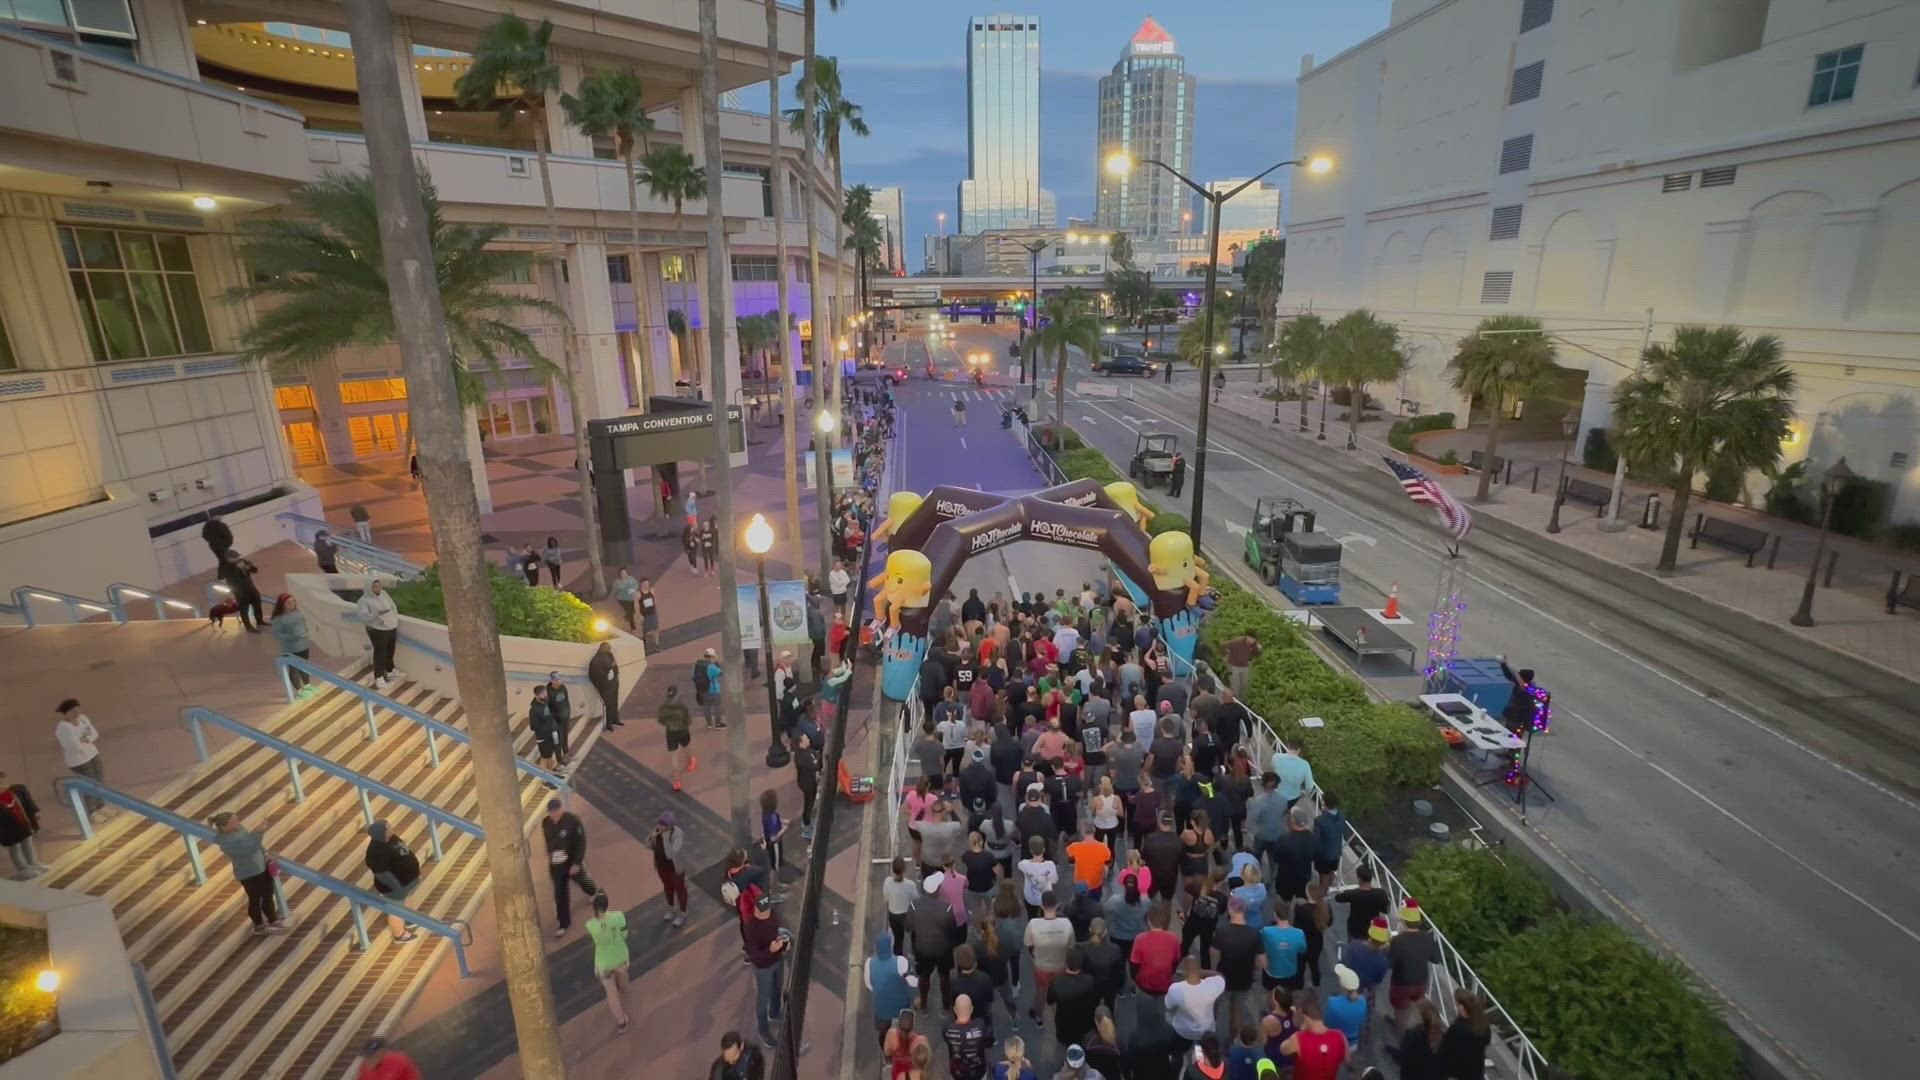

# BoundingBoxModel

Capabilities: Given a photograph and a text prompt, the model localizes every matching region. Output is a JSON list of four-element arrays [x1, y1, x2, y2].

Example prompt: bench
[[1688, 514, 1768, 567], [1561, 477, 1612, 515], [1890, 573, 1920, 615], [1466, 450, 1506, 476]]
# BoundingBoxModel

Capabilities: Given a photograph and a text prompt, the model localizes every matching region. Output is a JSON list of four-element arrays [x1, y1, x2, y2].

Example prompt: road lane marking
[[959, 437, 967, 450]]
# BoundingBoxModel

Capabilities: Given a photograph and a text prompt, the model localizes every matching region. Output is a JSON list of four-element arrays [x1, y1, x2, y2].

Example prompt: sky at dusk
[[789, 2, 1394, 248]]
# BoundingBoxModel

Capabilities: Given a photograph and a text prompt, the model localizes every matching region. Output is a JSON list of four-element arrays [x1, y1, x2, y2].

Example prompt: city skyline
[[1094, 16, 1196, 240], [822, 2, 1393, 243], [958, 13, 1052, 232]]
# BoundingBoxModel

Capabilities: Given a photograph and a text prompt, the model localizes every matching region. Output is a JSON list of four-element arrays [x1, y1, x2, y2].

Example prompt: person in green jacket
[[658, 685, 694, 791], [211, 810, 285, 935], [586, 891, 631, 1034]]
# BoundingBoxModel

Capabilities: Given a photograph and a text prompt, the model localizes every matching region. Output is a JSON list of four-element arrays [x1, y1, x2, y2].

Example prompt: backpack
[[691, 661, 711, 702], [387, 840, 421, 888]]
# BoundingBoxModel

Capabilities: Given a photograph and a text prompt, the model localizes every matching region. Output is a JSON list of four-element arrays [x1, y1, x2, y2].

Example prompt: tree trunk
[[1659, 454, 1694, 571], [698, 0, 754, 847], [623, 150, 665, 518], [802, 1, 833, 581], [532, 108, 607, 597], [830, 147, 848, 445], [1053, 345, 1067, 432], [341, 2, 563, 1076], [1348, 380, 1364, 446], [767, 0, 801, 565], [1474, 392, 1502, 503], [1298, 379, 1310, 433]]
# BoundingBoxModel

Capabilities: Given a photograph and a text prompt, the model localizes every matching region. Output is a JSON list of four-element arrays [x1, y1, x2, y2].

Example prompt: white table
[[1419, 693, 1524, 764]]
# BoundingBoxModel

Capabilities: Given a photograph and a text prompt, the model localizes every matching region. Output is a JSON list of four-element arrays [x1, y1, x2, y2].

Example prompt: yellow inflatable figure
[[1104, 481, 1156, 529], [872, 491, 924, 541], [867, 549, 934, 631], [1147, 531, 1211, 608]]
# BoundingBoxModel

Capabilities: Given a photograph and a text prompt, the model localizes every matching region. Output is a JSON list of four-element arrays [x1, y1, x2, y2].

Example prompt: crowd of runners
[[852, 580, 1493, 1080]]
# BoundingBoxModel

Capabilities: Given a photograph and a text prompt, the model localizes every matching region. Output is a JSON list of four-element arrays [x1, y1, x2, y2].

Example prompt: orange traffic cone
[[1384, 583, 1401, 620]]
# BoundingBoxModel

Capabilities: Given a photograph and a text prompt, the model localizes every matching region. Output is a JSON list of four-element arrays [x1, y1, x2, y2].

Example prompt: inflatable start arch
[[869, 478, 1211, 700]]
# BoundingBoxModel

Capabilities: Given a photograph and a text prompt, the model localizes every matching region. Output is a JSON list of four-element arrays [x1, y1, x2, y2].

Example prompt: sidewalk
[[1207, 386, 1920, 681]]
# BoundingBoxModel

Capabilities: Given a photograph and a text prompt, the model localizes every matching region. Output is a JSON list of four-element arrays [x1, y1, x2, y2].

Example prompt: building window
[[606, 254, 631, 284], [1480, 271, 1514, 304], [339, 377, 408, 404], [730, 255, 779, 281], [1520, 0, 1554, 34], [661, 254, 690, 283], [274, 385, 316, 410], [1498, 135, 1533, 174], [794, 259, 809, 284], [1808, 45, 1863, 107], [1489, 205, 1523, 241], [59, 227, 213, 362], [2, 0, 137, 61], [492, 264, 535, 285], [1509, 61, 1545, 104]]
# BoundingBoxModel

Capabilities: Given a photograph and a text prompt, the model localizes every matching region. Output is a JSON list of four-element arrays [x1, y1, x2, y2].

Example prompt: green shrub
[[1387, 413, 1456, 453], [1483, 917, 1739, 1080], [1887, 522, 1920, 553], [1582, 427, 1617, 473], [1058, 447, 1122, 485], [388, 564, 597, 644], [1830, 475, 1892, 541], [1269, 702, 1444, 814], [1197, 590, 1304, 662], [1146, 512, 1190, 536], [1437, 449, 1460, 466], [1401, 845, 1555, 960], [1703, 456, 1745, 504], [1250, 648, 1370, 721]]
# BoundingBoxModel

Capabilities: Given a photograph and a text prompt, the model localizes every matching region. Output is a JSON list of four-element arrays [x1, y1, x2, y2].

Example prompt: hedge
[[1483, 917, 1739, 1080], [387, 563, 597, 644], [1386, 411, 1456, 453], [1401, 845, 1555, 960]]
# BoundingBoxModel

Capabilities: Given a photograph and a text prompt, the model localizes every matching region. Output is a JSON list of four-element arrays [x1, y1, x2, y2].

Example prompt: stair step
[[38, 665, 606, 1080]]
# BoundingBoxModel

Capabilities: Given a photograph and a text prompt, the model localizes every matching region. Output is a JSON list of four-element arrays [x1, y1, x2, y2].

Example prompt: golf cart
[[1128, 433, 1179, 490], [1243, 497, 1317, 584]]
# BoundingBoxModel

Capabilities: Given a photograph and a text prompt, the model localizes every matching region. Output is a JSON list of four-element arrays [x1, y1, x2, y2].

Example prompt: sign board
[[737, 579, 811, 651], [804, 448, 856, 488], [588, 405, 744, 470], [798, 319, 812, 341]]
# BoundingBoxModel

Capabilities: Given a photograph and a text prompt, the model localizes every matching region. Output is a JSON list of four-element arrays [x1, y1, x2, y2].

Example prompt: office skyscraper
[[869, 186, 907, 274], [1095, 17, 1196, 240], [958, 13, 1052, 232]]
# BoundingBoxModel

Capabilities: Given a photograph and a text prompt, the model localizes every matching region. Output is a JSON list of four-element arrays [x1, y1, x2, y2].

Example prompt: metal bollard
[[1530, 466, 1541, 495], [1766, 535, 1783, 570], [1640, 493, 1662, 530], [1272, 401, 1281, 425], [1503, 459, 1513, 486], [1823, 550, 1838, 588]]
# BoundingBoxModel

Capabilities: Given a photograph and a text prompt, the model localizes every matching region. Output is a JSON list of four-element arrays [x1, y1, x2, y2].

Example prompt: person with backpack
[[708, 1031, 764, 1080], [656, 686, 695, 790], [0, 772, 47, 879], [693, 648, 725, 728], [364, 819, 421, 942]]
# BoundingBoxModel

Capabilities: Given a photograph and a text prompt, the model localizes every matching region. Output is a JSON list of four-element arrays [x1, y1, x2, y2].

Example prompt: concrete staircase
[[39, 665, 598, 1079]]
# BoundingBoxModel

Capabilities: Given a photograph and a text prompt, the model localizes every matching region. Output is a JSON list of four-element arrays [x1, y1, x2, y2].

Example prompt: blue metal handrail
[[6, 585, 123, 627], [273, 655, 571, 805], [129, 962, 178, 1080], [181, 706, 483, 861], [106, 583, 202, 622], [53, 776, 476, 977], [276, 512, 422, 577]]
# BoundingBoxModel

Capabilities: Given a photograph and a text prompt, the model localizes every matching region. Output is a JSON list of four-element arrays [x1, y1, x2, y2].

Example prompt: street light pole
[[1600, 307, 1656, 532], [1790, 458, 1854, 627], [1545, 410, 1579, 534], [1018, 238, 1049, 388], [1110, 152, 1333, 555], [744, 513, 783, 750]]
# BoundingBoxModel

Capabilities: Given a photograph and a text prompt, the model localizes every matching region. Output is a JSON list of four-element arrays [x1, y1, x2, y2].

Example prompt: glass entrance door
[[283, 421, 324, 466]]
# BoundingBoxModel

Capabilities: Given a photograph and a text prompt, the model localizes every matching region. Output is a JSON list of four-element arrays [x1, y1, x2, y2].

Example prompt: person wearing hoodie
[[909, 872, 959, 1011], [1312, 792, 1347, 892], [865, 931, 918, 1047], [588, 642, 622, 731], [544, 672, 574, 768], [363, 819, 421, 941], [0, 773, 48, 878], [529, 685, 562, 778], [650, 812, 688, 927], [211, 810, 284, 935], [353, 579, 402, 688]]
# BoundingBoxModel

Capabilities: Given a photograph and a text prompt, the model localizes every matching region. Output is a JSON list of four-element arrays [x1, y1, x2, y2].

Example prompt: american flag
[[1384, 457, 1473, 541]]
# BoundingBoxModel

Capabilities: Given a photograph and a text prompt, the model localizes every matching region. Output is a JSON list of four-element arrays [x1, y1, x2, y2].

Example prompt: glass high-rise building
[[958, 13, 1050, 233], [1095, 17, 1196, 240]]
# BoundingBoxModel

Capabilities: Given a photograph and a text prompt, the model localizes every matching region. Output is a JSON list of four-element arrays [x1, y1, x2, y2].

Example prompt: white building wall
[[1287, 0, 1920, 519]]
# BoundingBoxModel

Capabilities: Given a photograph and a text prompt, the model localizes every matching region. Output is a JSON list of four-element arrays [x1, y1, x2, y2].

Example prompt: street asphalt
[[891, 319, 1919, 1079]]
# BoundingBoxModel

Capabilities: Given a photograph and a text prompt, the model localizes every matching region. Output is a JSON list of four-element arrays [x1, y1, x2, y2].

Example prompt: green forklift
[[1243, 497, 1317, 584]]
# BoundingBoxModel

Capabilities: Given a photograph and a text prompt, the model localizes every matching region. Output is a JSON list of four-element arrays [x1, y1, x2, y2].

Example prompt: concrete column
[[569, 240, 628, 421], [1810, 207, 1874, 320], [676, 89, 742, 399], [389, 19, 431, 142], [130, 0, 200, 79], [547, 49, 595, 157], [640, 252, 677, 394]]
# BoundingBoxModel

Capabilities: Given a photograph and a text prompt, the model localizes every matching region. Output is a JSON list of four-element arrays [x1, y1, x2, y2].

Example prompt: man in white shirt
[[54, 699, 107, 814], [1051, 622, 1080, 660], [1128, 695, 1158, 746], [1163, 956, 1227, 1041], [827, 562, 852, 613]]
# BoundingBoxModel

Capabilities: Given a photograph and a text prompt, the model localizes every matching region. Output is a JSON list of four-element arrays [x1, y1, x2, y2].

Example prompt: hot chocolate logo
[[1028, 520, 1100, 547], [968, 523, 1024, 554]]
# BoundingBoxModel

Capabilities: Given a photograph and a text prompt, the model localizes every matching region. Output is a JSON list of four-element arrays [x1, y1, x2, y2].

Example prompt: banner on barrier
[[803, 448, 856, 488], [737, 579, 811, 651]]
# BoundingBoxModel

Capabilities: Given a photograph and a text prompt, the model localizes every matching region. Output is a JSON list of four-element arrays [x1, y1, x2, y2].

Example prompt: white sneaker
[[387, 670, 408, 682], [17, 866, 44, 879], [553, 926, 567, 939]]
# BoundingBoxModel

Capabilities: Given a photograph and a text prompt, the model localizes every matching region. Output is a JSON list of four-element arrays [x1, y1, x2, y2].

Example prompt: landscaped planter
[[1408, 431, 1467, 474], [0, 883, 165, 1080], [284, 573, 646, 709]]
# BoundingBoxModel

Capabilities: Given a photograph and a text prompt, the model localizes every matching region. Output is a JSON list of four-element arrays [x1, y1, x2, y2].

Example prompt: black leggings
[[367, 626, 398, 680], [800, 783, 818, 828], [240, 870, 278, 926], [1181, 917, 1214, 961]]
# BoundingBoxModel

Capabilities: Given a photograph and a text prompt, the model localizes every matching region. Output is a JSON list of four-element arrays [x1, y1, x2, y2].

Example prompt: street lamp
[[1105, 150, 1335, 553], [1790, 457, 1855, 627], [1545, 409, 1580, 534], [743, 512, 784, 750], [1017, 238, 1051, 389]]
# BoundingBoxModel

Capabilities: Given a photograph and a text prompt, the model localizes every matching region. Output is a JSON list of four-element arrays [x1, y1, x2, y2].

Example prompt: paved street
[[943, 324, 1920, 1079]]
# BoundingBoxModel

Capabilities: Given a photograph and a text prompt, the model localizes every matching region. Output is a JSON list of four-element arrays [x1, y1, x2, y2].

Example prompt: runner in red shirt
[[1281, 993, 1349, 1080], [828, 611, 852, 659], [1127, 904, 1183, 995]]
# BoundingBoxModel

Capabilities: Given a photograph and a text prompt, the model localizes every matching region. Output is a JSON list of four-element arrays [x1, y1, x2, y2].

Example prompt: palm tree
[[229, 170, 564, 402], [1319, 309, 1408, 449], [796, 0, 845, 580], [1449, 315, 1559, 502], [334, 2, 562, 1073], [1022, 291, 1102, 433], [787, 55, 867, 436], [1177, 316, 1228, 367], [637, 146, 708, 384], [454, 14, 605, 596], [1611, 325, 1796, 571], [1147, 288, 1183, 352], [1272, 313, 1325, 434], [842, 184, 883, 358], [1241, 237, 1285, 347], [561, 68, 657, 419], [737, 312, 780, 388], [765, 0, 802, 562]]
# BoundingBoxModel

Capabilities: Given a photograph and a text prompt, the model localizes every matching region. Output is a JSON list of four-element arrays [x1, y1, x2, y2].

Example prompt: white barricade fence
[[881, 678, 924, 861]]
